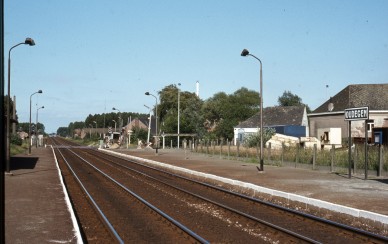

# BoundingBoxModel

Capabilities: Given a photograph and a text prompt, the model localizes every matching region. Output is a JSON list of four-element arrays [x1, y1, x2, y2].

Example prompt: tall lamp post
[[93, 121, 97, 137], [145, 92, 158, 153], [177, 83, 181, 149], [112, 107, 122, 130], [89, 124, 92, 139], [36, 105, 44, 147], [29, 90, 42, 154], [6, 37, 35, 172], [241, 48, 264, 171], [112, 120, 116, 132], [144, 104, 152, 145]]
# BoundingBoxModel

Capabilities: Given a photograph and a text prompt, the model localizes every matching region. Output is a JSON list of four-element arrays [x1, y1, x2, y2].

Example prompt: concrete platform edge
[[100, 148, 388, 225], [51, 145, 83, 243]]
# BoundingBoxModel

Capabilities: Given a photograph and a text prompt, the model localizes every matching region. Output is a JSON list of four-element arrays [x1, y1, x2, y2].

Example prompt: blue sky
[[5, 0, 388, 133]]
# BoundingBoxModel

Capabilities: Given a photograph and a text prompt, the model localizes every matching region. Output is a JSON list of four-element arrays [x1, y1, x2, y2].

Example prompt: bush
[[243, 128, 276, 148], [10, 134, 23, 146]]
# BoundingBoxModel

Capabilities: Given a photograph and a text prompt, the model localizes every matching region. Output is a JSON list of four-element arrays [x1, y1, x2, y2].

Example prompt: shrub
[[10, 134, 23, 146]]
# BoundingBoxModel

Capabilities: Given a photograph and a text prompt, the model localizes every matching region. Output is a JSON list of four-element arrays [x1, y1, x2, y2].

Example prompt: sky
[[5, 0, 388, 133]]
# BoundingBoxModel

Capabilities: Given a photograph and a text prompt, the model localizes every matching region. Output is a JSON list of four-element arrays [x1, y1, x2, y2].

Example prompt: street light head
[[38, 90, 42, 94], [41, 106, 44, 109], [145, 92, 150, 96], [25, 38, 35, 46], [241, 49, 250, 57], [112, 107, 116, 110]]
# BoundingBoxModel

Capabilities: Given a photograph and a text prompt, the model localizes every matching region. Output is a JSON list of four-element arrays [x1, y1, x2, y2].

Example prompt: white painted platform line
[[100, 148, 388, 225], [51, 146, 83, 244]]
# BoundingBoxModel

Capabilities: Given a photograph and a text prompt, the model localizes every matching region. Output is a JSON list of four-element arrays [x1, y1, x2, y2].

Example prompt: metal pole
[[178, 88, 180, 149], [249, 55, 264, 170], [241, 49, 264, 171], [178, 85, 180, 149], [145, 92, 158, 154], [6, 43, 23, 171], [29, 94, 33, 154], [7, 39, 35, 171], [36, 107, 38, 148], [364, 120, 368, 180], [348, 121, 352, 179], [259, 59, 263, 171]]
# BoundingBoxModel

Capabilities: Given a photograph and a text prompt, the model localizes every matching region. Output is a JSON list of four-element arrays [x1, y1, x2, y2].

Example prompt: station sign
[[344, 106, 369, 121]]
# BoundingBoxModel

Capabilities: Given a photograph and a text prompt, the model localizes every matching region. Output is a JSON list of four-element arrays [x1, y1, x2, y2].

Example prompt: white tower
[[196, 81, 199, 97]]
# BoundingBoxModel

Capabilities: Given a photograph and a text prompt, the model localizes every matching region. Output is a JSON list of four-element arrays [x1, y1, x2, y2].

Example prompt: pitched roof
[[235, 106, 306, 128], [313, 84, 388, 113]]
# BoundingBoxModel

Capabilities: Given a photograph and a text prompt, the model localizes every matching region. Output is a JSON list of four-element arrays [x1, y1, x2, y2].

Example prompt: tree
[[278, 90, 311, 112], [57, 127, 69, 137], [202, 87, 260, 140], [158, 84, 204, 143], [131, 126, 148, 143]]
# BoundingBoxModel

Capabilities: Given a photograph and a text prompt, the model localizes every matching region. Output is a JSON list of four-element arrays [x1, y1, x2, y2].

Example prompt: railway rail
[[50, 137, 388, 243]]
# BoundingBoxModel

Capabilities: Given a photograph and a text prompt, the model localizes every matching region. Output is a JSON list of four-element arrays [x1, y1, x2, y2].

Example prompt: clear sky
[[5, 0, 388, 133]]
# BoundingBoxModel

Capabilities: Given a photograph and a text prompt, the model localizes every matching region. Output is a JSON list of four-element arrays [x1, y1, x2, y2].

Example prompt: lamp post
[[6, 37, 35, 172], [112, 107, 122, 130], [144, 104, 152, 145], [89, 124, 92, 139], [112, 120, 116, 132], [29, 90, 42, 154], [36, 106, 44, 148], [177, 83, 181, 149], [93, 121, 97, 137], [145, 92, 158, 153], [241, 48, 264, 171]]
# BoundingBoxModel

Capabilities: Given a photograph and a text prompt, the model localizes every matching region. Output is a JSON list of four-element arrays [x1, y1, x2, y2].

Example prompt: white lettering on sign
[[344, 107, 369, 121]]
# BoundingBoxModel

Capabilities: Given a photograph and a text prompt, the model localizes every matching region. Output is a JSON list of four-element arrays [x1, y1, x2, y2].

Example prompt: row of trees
[[57, 85, 309, 145]]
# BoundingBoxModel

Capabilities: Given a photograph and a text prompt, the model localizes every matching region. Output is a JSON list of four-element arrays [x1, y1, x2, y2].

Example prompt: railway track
[[50, 137, 388, 243]]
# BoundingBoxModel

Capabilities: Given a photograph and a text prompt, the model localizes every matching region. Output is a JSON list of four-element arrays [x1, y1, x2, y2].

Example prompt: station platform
[[4, 146, 81, 243]]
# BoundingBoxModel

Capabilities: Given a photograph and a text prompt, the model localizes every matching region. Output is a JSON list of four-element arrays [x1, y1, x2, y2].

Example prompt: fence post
[[268, 142, 271, 162], [331, 144, 335, 172], [354, 145, 357, 174], [281, 142, 284, 166], [313, 144, 317, 170], [221, 139, 224, 158], [296, 144, 300, 168], [227, 139, 231, 160], [237, 140, 240, 158], [206, 140, 209, 155], [212, 140, 215, 157], [378, 145, 383, 177]]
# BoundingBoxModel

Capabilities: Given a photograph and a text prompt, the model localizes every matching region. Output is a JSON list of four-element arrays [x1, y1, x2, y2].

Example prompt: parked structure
[[308, 84, 388, 145], [233, 106, 308, 145]]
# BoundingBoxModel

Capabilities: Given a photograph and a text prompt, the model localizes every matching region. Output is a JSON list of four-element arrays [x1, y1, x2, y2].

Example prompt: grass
[[10, 142, 29, 156], [194, 142, 388, 173]]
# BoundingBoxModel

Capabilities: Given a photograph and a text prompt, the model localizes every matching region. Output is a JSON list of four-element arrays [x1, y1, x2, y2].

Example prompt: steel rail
[[94, 149, 388, 243], [66, 147, 209, 244], [82, 149, 319, 243], [54, 147, 124, 244]]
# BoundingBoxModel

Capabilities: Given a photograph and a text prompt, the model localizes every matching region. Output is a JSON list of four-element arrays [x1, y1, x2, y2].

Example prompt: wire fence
[[184, 139, 388, 177]]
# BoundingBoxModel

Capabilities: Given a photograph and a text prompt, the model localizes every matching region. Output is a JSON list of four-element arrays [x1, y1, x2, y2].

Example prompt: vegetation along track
[[49, 137, 388, 243]]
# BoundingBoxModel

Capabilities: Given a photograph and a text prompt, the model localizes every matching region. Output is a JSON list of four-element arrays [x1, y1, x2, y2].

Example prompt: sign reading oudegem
[[344, 106, 369, 121]]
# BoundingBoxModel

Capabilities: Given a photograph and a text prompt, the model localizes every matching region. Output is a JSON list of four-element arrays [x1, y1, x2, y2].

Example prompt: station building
[[308, 84, 388, 145]]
